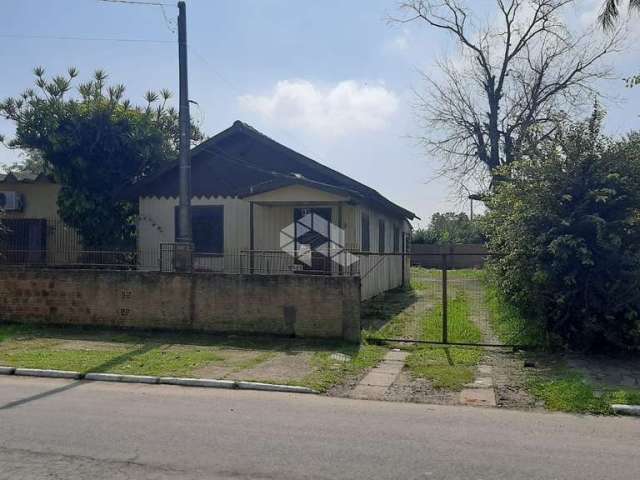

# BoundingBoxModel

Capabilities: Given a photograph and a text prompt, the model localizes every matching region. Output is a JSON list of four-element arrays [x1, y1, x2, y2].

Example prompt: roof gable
[[132, 121, 416, 220]]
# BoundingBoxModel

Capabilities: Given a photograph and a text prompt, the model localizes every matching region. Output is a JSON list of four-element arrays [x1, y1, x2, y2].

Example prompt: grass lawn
[[406, 292, 484, 390], [482, 276, 640, 414], [362, 266, 486, 391], [529, 366, 640, 414], [484, 283, 546, 348], [0, 323, 385, 392]]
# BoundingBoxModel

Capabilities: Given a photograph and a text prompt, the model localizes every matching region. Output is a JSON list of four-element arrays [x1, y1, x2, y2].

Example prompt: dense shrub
[[413, 212, 484, 245], [483, 113, 640, 352]]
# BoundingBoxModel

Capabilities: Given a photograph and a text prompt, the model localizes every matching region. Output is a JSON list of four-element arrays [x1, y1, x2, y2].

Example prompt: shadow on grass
[[360, 286, 419, 331], [0, 343, 157, 411], [0, 321, 360, 357]]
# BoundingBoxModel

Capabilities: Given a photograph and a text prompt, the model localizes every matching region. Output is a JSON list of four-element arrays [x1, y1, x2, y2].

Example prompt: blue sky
[[1, 0, 639, 225]]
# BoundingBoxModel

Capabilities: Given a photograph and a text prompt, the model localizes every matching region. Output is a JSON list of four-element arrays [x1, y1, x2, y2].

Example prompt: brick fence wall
[[0, 269, 361, 342]]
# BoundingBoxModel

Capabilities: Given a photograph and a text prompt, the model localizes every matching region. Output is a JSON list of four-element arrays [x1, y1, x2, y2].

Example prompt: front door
[[293, 207, 332, 274]]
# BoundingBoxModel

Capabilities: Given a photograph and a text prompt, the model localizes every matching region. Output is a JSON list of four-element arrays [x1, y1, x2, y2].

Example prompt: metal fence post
[[441, 252, 448, 344]]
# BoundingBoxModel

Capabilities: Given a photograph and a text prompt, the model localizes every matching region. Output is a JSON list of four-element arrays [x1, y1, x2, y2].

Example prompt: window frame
[[174, 205, 224, 254], [361, 213, 370, 252], [378, 219, 386, 254]]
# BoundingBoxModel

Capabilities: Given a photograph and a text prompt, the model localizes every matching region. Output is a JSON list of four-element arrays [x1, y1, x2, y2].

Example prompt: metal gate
[[362, 251, 523, 349]]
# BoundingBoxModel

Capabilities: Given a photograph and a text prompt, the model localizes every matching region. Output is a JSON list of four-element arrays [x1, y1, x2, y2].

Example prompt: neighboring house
[[0, 171, 81, 264], [129, 121, 417, 300]]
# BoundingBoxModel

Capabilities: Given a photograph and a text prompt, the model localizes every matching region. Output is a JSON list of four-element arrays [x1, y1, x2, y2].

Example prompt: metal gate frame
[[364, 251, 527, 349]]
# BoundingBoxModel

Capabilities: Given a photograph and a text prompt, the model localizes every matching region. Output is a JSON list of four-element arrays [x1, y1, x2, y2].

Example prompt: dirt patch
[[230, 351, 316, 383], [326, 365, 371, 397], [565, 354, 640, 390], [54, 340, 133, 351], [191, 349, 272, 379], [384, 369, 460, 405], [483, 349, 539, 409]]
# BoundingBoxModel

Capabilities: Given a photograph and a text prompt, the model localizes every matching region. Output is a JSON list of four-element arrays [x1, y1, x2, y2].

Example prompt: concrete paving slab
[[385, 350, 409, 362], [349, 349, 408, 399], [460, 388, 496, 407], [350, 385, 387, 400], [464, 377, 494, 389], [371, 362, 403, 375], [358, 371, 399, 387]]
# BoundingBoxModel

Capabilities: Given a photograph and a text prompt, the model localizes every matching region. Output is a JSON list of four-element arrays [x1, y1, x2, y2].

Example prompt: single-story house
[[128, 121, 417, 299], [0, 171, 81, 264]]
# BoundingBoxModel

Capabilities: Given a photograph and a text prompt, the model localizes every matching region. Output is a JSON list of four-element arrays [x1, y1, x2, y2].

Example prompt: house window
[[361, 213, 370, 252], [175, 205, 224, 253], [378, 219, 385, 253], [393, 226, 400, 253]]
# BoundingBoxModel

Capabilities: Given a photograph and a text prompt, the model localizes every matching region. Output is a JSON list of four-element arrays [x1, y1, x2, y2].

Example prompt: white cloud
[[238, 80, 399, 138]]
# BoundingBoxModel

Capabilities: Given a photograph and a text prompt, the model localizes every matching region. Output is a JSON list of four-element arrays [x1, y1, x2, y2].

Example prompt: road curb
[[14, 368, 81, 380], [1, 367, 317, 394], [611, 404, 640, 417], [159, 377, 235, 389], [236, 381, 317, 394], [84, 373, 159, 384]]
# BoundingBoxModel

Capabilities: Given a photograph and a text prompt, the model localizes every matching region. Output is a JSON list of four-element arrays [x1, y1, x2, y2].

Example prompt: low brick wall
[[0, 269, 361, 342]]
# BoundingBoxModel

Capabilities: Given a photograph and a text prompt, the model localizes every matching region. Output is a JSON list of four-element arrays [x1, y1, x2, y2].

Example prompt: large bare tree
[[396, 0, 622, 189]]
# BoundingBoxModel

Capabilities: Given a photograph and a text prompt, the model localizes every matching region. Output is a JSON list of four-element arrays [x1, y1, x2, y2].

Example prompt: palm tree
[[600, 0, 640, 29]]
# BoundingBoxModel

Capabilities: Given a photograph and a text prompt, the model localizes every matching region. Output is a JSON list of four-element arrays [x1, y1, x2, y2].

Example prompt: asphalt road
[[0, 376, 638, 480]]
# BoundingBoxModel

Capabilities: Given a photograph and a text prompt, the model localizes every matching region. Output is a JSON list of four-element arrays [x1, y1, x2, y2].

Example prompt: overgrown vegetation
[[406, 347, 483, 390], [529, 367, 640, 414], [408, 283, 484, 390], [484, 282, 546, 348], [484, 110, 640, 352]]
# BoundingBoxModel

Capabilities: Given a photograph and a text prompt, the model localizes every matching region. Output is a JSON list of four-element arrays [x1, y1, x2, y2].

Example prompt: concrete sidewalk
[[350, 349, 407, 400]]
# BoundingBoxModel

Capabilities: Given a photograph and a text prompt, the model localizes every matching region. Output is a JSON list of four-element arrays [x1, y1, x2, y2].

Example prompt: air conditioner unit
[[0, 191, 24, 211]]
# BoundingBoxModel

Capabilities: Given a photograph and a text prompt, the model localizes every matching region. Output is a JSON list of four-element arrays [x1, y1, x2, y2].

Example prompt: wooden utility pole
[[176, 1, 192, 245]]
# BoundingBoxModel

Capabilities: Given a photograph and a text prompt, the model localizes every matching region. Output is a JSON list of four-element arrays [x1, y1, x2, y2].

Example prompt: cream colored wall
[[0, 183, 61, 219], [245, 184, 348, 203], [0, 183, 83, 262], [138, 194, 411, 298], [138, 195, 251, 251], [347, 203, 412, 300]]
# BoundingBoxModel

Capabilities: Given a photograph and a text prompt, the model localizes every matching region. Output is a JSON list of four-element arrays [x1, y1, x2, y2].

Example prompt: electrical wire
[[96, 0, 171, 5], [0, 33, 174, 43], [96, 0, 176, 34]]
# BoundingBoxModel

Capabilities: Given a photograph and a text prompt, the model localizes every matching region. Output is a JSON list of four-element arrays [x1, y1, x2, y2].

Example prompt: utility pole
[[176, 0, 192, 245]]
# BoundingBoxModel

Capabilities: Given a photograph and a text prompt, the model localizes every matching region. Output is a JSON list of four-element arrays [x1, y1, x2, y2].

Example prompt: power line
[[0, 33, 174, 44], [96, 0, 176, 34], [96, 0, 171, 5]]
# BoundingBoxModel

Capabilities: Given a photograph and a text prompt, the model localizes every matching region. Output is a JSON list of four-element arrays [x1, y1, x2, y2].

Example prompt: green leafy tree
[[484, 109, 640, 352], [413, 212, 484, 245], [0, 67, 203, 249]]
